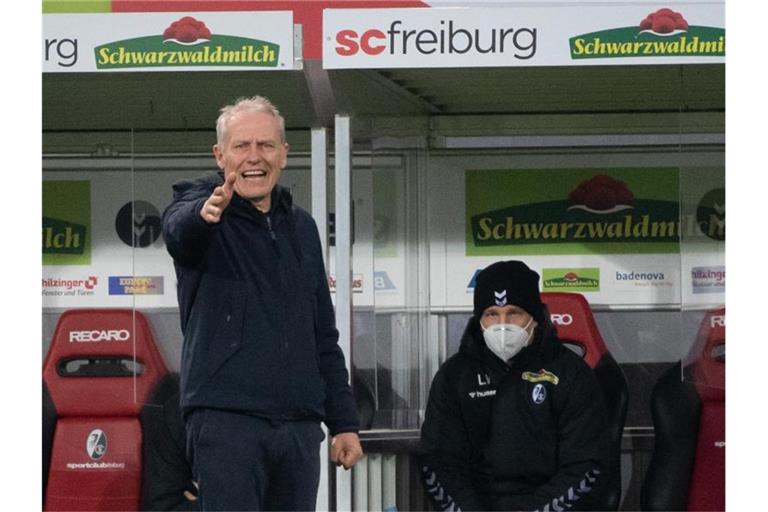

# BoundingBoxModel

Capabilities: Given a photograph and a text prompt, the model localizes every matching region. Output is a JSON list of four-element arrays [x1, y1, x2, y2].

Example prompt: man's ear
[[280, 142, 290, 169], [213, 144, 225, 170]]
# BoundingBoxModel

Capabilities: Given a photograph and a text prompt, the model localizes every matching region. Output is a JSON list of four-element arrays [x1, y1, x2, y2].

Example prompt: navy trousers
[[185, 409, 325, 511]]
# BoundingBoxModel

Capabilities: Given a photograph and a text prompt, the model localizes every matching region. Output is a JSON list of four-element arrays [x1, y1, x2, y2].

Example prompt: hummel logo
[[468, 390, 496, 399], [495, 290, 507, 306]]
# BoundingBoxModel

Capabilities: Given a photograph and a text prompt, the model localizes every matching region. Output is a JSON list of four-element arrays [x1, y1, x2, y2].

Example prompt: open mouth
[[242, 170, 267, 180]]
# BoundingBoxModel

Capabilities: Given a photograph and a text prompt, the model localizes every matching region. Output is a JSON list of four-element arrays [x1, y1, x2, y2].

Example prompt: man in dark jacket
[[420, 260, 610, 511], [162, 95, 363, 511]]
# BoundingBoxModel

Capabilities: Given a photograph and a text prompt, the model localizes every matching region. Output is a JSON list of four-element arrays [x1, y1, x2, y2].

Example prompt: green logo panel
[[465, 168, 680, 256], [542, 268, 600, 292], [43, 181, 91, 265]]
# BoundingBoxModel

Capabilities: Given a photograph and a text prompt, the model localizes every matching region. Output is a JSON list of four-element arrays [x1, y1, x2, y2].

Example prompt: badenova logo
[[614, 269, 673, 290], [543, 268, 600, 292], [94, 16, 281, 69], [570, 8, 725, 59]]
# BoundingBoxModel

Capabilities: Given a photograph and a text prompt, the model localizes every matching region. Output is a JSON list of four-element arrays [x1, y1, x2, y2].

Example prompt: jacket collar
[[218, 171, 294, 222]]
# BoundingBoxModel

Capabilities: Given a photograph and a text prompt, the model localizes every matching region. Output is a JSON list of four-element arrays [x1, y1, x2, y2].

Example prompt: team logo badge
[[532, 383, 547, 404], [86, 429, 108, 460]]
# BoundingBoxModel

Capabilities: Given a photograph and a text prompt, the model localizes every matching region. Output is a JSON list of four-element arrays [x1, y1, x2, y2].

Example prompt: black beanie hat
[[473, 261, 544, 322]]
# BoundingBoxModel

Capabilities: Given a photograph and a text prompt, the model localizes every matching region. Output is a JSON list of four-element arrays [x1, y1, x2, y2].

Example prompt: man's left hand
[[330, 432, 364, 470]]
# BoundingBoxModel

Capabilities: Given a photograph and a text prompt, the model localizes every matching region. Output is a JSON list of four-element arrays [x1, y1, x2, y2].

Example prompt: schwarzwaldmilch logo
[[94, 16, 280, 69], [471, 174, 678, 248], [43, 217, 86, 255], [570, 8, 725, 59], [86, 429, 108, 460], [542, 268, 600, 292]]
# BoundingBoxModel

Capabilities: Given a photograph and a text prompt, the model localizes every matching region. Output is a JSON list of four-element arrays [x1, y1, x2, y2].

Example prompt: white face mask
[[482, 317, 534, 362]]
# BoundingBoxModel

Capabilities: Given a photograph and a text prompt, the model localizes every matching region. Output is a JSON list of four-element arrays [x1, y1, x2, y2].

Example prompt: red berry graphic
[[641, 8, 689, 33], [652, 16, 676, 34], [568, 174, 634, 211], [176, 25, 198, 43], [162, 16, 213, 42]]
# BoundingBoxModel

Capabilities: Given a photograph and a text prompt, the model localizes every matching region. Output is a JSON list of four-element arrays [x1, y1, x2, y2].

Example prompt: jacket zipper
[[265, 215, 290, 353], [265, 215, 277, 242]]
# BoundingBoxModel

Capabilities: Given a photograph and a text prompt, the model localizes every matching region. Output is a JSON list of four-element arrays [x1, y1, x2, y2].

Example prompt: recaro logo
[[551, 313, 574, 326], [69, 330, 131, 343], [710, 315, 725, 328], [334, 20, 537, 59]]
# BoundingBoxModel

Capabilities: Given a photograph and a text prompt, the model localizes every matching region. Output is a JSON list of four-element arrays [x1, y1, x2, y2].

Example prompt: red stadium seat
[[43, 309, 169, 511], [541, 292, 630, 511], [641, 307, 725, 511]]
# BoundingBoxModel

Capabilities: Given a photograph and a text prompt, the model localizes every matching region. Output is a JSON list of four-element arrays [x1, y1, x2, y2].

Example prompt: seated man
[[420, 260, 610, 511]]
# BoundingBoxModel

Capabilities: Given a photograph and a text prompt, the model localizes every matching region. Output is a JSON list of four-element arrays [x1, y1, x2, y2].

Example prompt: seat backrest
[[641, 307, 725, 512], [685, 308, 725, 511], [43, 309, 169, 511], [541, 292, 629, 511]]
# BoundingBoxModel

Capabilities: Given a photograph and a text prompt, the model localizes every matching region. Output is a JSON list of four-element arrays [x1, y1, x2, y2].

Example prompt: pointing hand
[[200, 173, 236, 224]]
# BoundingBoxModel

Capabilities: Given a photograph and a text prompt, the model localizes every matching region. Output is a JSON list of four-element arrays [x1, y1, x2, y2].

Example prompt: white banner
[[43, 11, 295, 72], [323, 4, 724, 69]]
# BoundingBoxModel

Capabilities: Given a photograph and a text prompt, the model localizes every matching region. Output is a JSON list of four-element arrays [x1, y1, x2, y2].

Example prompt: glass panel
[[43, 132, 135, 358], [351, 140, 431, 431], [679, 163, 725, 389]]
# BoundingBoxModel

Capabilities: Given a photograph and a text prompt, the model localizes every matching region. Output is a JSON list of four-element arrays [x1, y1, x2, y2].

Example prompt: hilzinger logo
[[335, 20, 536, 59], [42, 276, 99, 297]]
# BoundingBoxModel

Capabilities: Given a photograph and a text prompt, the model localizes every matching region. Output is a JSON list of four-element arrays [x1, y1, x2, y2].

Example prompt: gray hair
[[216, 95, 286, 146]]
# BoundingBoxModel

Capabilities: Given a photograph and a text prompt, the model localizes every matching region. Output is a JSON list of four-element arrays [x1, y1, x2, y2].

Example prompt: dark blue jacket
[[420, 317, 610, 511], [162, 172, 359, 436]]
